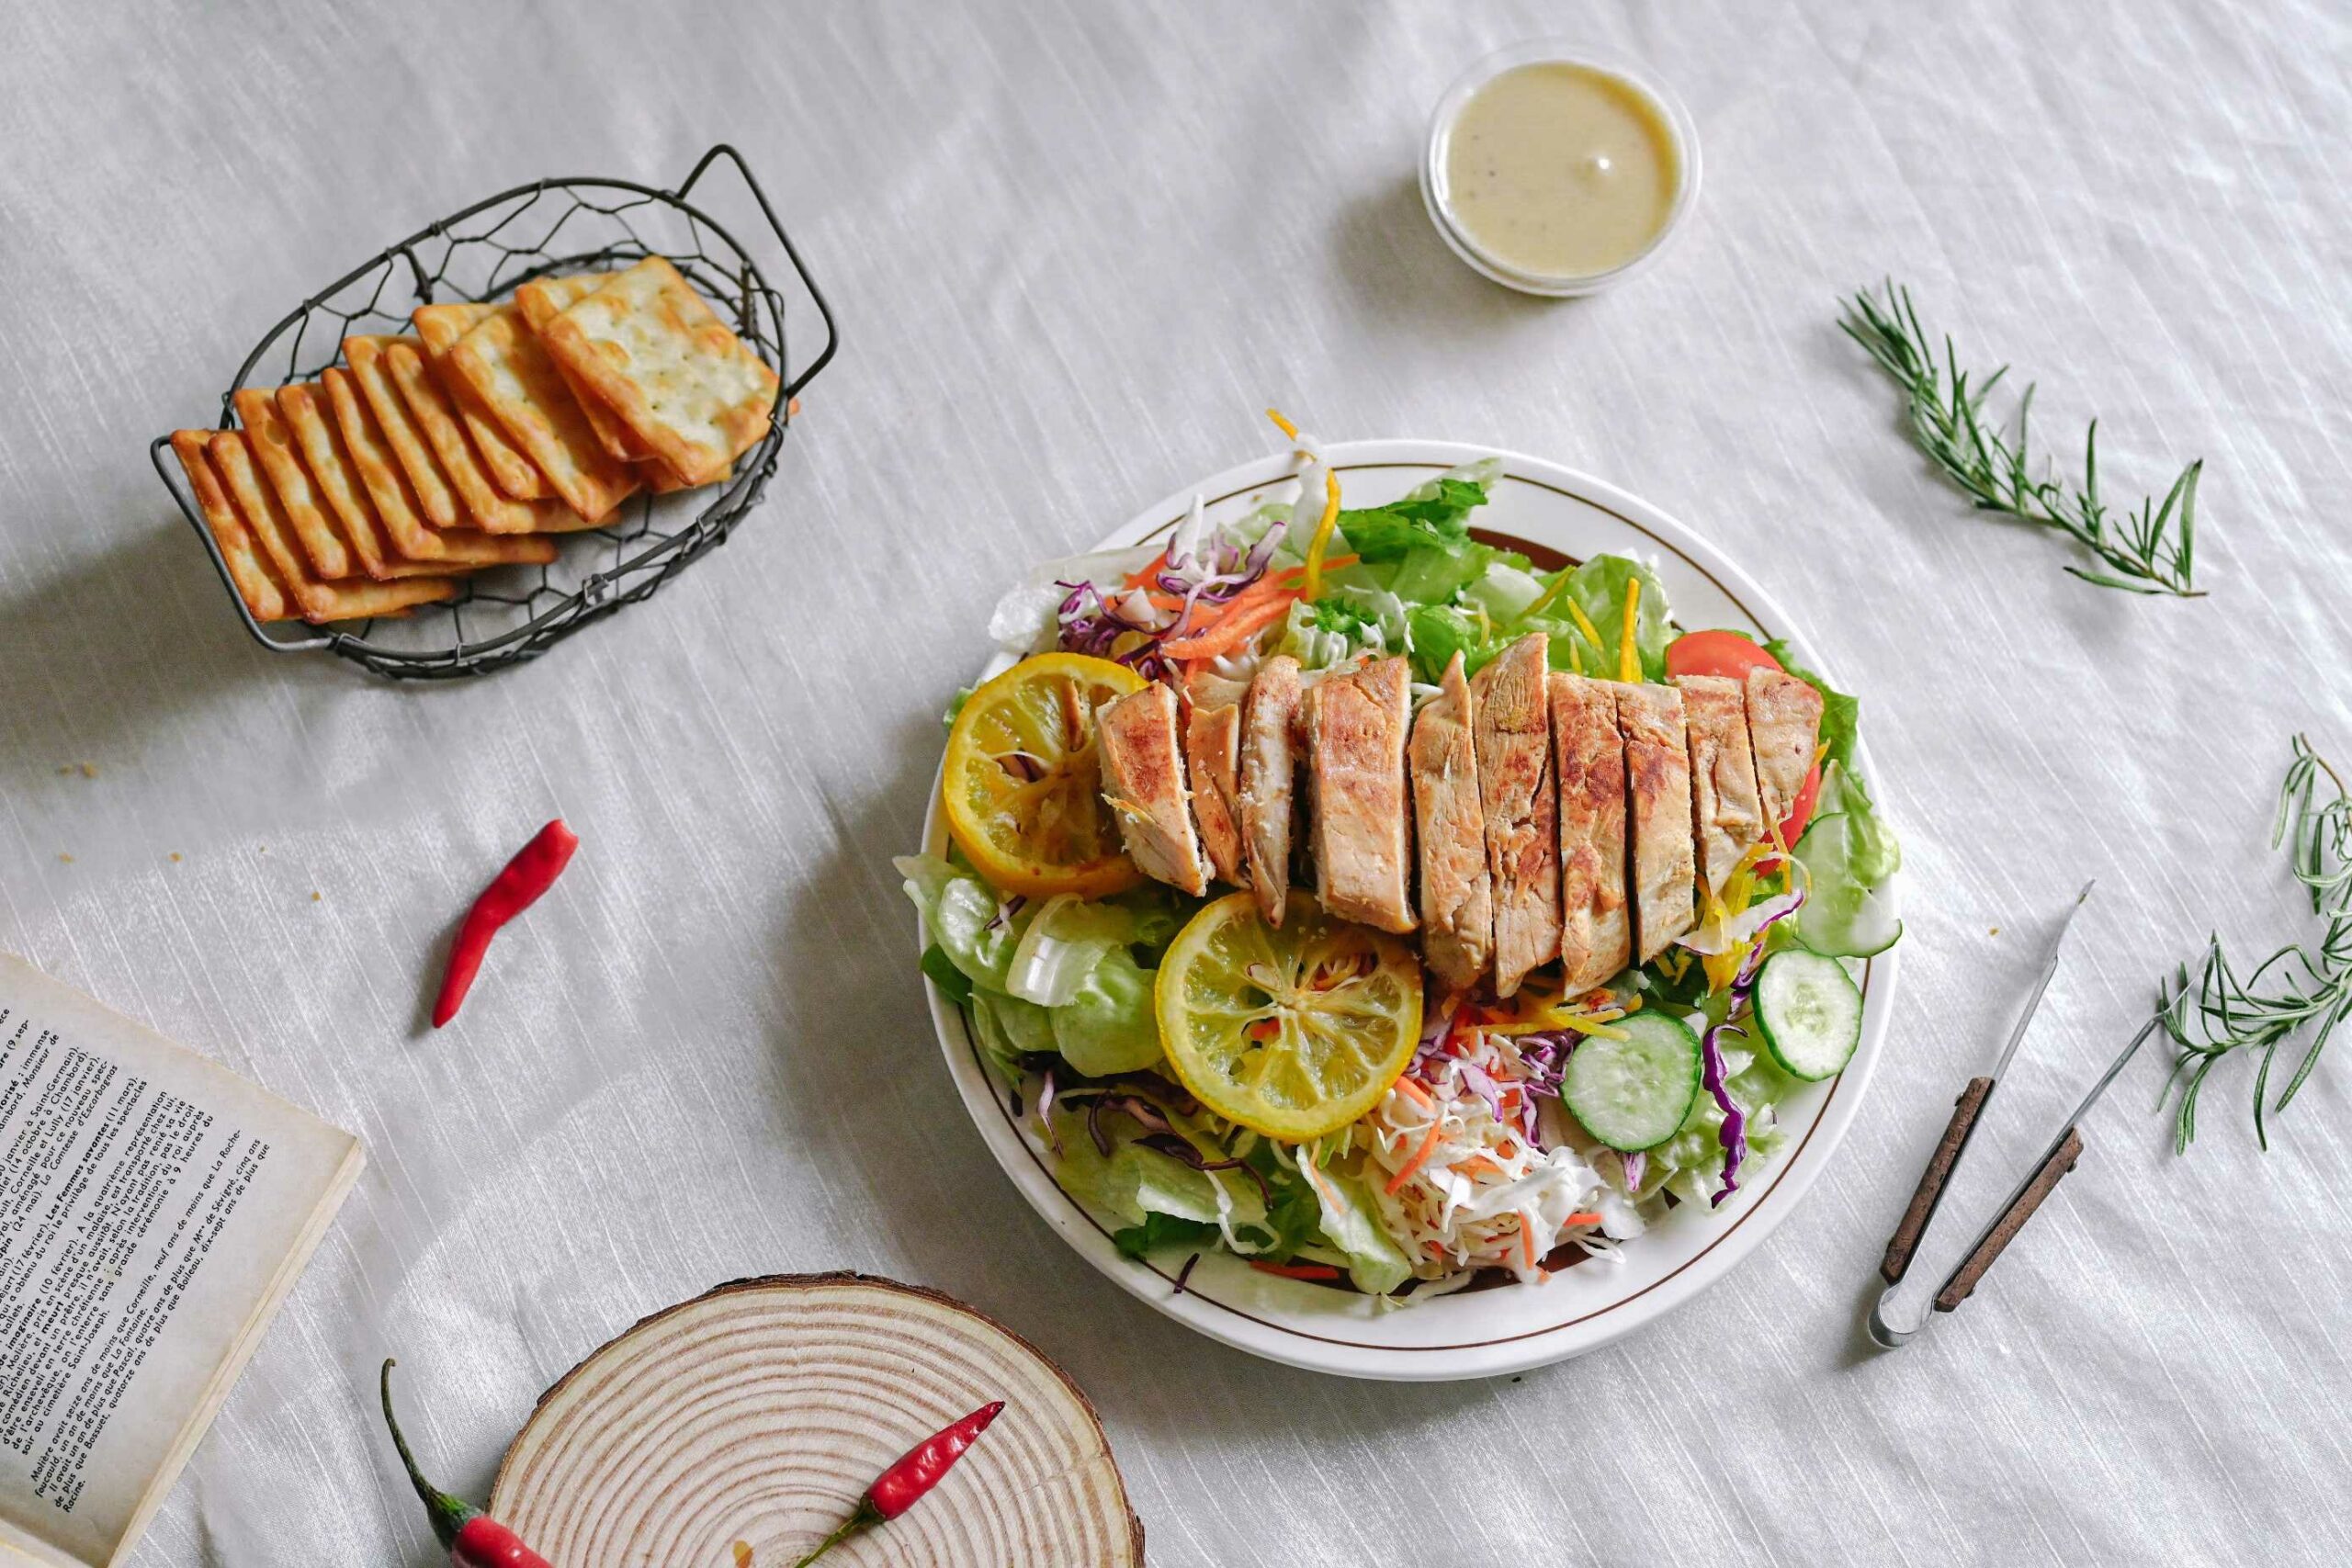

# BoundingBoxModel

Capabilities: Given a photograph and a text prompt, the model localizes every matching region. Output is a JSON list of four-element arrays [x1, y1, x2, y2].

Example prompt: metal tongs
[[1868, 882, 2158, 1348]]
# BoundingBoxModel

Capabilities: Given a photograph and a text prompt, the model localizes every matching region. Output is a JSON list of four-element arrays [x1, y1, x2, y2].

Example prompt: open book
[[0, 955, 362, 1568]]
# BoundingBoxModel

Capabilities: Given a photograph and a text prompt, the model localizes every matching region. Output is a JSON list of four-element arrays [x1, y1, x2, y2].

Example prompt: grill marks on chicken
[[1238, 655, 1304, 925], [1674, 674, 1765, 898], [1409, 652, 1493, 989], [1472, 634, 1559, 998], [1551, 673, 1632, 996], [1095, 682, 1209, 897], [1091, 648, 1817, 995], [1303, 656, 1416, 934], [1614, 682, 1698, 963]]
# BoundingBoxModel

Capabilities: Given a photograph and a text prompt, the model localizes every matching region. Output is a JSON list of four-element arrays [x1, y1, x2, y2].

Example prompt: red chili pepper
[[379, 1359, 552, 1568], [432, 819, 580, 1028], [1249, 1259, 1342, 1280], [794, 1399, 1005, 1566]]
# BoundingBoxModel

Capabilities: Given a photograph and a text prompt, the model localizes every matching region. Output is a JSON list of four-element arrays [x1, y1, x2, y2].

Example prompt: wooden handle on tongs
[[1881, 1077, 1993, 1286], [1934, 1127, 2085, 1314]]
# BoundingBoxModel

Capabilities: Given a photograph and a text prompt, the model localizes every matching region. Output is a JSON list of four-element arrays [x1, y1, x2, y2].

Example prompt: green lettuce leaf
[[1113, 1213, 1217, 1258], [1335, 476, 1489, 563], [1404, 603, 1496, 683], [1051, 947, 1163, 1075], [1815, 761, 1901, 887], [1554, 555, 1672, 683], [1110, 1143, 1268, 1234], [919, 944, 973, 1005], [895, 854, 1026, 991], [1302, 1165, 1413, 1295], [969, 989, 1053, 1085]]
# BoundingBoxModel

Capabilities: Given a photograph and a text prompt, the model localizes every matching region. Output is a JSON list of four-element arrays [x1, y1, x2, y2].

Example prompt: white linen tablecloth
[[3, 1, 2346, 1562]]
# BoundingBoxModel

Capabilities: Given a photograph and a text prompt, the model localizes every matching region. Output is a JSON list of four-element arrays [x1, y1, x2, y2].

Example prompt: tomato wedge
[[1779, 759, 1824, 848], [1665, 629, 1781, 682]]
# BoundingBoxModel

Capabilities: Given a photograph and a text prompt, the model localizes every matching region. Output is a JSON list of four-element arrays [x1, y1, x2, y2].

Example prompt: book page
[[0, 955, 361, 1568]]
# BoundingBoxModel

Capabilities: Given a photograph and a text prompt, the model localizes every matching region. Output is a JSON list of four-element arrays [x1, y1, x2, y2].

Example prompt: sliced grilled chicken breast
[[1182, 669, 1249, 886], [1473, 633, 1559, 997], [1410, 652, 1492, 989], [1552, 672, 1632, 995], [1304, 655, 1416, 934], [1095, 682, 1208, 896], [1746, 668, 1825, 833], [1674, 673, 1767, 897], [1238, 655, 1304, 925], [1614, 682, 1697, 962]]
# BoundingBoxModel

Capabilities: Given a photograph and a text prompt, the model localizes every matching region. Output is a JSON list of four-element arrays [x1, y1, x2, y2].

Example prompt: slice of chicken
[[1304, 655, 1416, 934], [1238, 655, 1304, 925], [1182, 669, 1249, 886], [1409, 651, 1492, 990], [1674, 673, 1767, 897], [1614, 682, 1697, 963], [1472, 633, 1559, 997], [1746, 668, 1826, 833], [1551, 672, 1631, 996], [1095, 682, 1208, 896]]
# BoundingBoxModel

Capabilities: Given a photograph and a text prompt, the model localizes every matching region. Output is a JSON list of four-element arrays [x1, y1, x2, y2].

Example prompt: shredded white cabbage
[[1362, 1028, 1641, 1285]]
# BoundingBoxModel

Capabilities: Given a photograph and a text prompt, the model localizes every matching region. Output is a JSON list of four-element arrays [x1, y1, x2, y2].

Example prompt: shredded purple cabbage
[[1410, 986, 1462, 1074], [1698, 899, 1804, 1207], [1697, 1010, 1750, 1209], [1054, 528, 1280, 679]]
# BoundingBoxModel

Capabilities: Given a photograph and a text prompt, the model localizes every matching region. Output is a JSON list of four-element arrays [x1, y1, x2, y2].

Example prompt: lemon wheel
[[1155, 892, 1423, 1141], [942, 652, 1148, 898]]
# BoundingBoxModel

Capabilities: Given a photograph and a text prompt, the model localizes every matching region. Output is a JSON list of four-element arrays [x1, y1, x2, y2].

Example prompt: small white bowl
[[1420, 42, 1702, 298]]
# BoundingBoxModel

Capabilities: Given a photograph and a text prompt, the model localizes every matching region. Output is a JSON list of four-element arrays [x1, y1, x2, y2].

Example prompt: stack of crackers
[[170, 255, 780, 625]]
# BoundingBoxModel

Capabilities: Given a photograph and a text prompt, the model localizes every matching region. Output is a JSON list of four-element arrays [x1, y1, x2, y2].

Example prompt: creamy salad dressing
[[1442, 62, 1681, 281]]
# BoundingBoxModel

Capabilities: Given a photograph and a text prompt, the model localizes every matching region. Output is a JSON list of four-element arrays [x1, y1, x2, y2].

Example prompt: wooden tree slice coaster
[[490, 1273, 1144, 1567]]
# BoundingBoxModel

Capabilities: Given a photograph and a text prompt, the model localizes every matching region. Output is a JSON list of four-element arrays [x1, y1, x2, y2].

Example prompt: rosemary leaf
[[2159, 736, 2352, 1151], [1839, 280, 2206, 597]]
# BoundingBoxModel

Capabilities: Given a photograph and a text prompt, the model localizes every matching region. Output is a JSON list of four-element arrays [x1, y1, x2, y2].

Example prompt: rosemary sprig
[[1838, 280, 2204, 597], [2160, 736, 2352, 1151]]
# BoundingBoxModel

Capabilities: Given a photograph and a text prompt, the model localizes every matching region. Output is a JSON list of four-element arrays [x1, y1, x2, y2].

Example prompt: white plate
[[917, 439, 1898, 1382]]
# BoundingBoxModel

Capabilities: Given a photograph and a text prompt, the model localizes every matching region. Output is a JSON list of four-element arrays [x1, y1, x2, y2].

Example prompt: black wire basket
[[149, 143, 836, 680]]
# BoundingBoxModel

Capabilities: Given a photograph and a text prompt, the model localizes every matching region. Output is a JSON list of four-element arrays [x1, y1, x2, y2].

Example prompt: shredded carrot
[[1250, 1260, 1341, 1281], [1617, 576, 1642, 682], [1520, 1217, 1539, 1272], [1162, 592, 1295, 660], [1566, 1211, 1603, 1227], [1457, 1155, 1504, 1181], [1272, 553, 1356, 583], [1384, 1122, 1445, 1194], [1122, 549, 1170, 590], [1392, 1077, 1435, 1111]]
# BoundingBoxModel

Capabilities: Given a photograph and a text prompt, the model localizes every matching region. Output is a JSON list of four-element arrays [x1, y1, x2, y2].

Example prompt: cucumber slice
[[1793, 811, 1905, 958], [1754, 951, 1863, 1080], [1561, 1011, 1702, 1151]]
